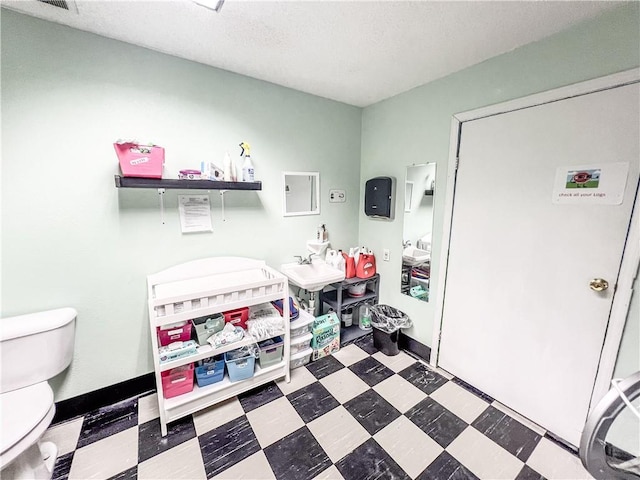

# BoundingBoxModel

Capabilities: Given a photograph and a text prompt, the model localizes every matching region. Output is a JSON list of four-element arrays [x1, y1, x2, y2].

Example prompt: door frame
[[431, 68, 640, 416]]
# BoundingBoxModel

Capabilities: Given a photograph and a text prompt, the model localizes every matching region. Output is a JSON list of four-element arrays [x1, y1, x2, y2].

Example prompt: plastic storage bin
[[161, 364, 194, 398], [290, 348, 312, 369], [257, 336, 283, 368], [223, 307, 250, 330], [114, 142, 164, 179], [290, 332, 313, 355], [225, 349, 255, 382], [195, 355, 225, 387], [192, 314, 225, 346], [290, 311, 314, 338], [157, 322, 192, 346]]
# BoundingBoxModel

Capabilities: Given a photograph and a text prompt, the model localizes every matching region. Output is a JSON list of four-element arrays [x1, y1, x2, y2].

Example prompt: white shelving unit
[[147, 257, 290, 436]]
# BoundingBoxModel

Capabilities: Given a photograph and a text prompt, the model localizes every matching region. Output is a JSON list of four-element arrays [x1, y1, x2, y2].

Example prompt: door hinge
[[455, 156, 460, 171]]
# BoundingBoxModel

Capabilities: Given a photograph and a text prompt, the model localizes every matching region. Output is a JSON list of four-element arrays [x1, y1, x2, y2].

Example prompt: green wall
[[1, 9, 362, 400], [360, 3, 640, 361]]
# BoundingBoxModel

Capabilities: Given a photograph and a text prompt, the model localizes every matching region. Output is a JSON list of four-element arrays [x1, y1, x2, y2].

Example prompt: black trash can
[[372, 327, 400, 356], [370, 305, 412, 356]]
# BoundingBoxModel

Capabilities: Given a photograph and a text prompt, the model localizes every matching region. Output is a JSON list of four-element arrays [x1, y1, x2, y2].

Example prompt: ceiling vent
[[36, 0, 78, 13]]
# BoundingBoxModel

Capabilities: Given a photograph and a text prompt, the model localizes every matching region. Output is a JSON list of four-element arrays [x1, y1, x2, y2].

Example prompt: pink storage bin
[[223, 307, 249, 330], [157, 322, 192, 346], [114, 142, 164, 178], [161, 364, 194, 399]]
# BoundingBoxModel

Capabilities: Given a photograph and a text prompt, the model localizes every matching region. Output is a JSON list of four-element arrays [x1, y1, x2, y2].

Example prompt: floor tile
[[246, 396, 305, 447], [374, 415, 443, 478], [263, 426, 333, 480], [211, 451, 275, 479], [68, 426, 138, 480], [515, 465, 547, 480], [287, 381, 340, 423], [446, 426, 524, 479], [43, 416, 84, 456], [107, 466, 137, 480], [429, 380, 489, 424], [306, 355, 345, 380], [398, 363, 448, 395], [193, 397, 245, 436], [416, 451, 479, 480], [373, 374, 427, 413], [352, 334, 378, 354], [334, 438, 410, 480], [138, 393, 160, 424], [451, 377, 494, 403], [307, 406, 370, 463], [372, 351, 416, 373], [313, 465, 345, 480], [76, 397, 138, 448], [527, 437, 594, 480], [348, 356, 394, 387], [52, 451, 74, 480], [343, 388, 401, 435], [320, 367, 370, 404], [405, 397, 468, 448], [138, 414, 197, 463], [333, 344, 370, 366], [434, 367, 455, 380], [238, 381, 284, 413], [492, 400, 547, 437], [138, 437, 205, 480], [276, 365, 317, 395], [472, 405, 542, 462], [199, 415, 261, 478]]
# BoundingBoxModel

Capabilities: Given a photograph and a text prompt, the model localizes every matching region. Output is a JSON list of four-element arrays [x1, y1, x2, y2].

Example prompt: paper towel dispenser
[[365, 176, 395, 219]]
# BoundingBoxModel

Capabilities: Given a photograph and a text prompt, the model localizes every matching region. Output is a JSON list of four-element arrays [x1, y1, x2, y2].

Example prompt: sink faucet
[[403, 240, 412, 248], [294, 253, 316, 265]]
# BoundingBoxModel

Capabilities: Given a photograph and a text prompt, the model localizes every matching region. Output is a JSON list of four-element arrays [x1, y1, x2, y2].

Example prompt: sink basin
[[280, 262, 345, 292], [402, 247, 431, 266]]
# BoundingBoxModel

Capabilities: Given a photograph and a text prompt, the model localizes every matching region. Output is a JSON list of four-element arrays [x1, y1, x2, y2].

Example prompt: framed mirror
[[400, 163, 436, 302], [283, 172, 320, 216]]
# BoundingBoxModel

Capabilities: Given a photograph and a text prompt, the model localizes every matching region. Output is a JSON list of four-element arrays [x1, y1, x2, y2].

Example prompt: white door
[[438, 82, 639, 446]]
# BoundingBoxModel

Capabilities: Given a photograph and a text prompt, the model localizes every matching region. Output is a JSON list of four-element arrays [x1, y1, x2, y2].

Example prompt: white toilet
[[0, 308, 77, 480]]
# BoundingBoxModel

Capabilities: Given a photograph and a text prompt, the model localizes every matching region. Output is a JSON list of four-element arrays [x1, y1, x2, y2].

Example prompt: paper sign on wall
[[178, 195, 213, 233], [552, 162, 629, 205]]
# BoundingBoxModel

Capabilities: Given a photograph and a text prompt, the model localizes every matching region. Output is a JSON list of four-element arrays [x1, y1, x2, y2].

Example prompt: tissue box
[[311, 312, 340, 361]]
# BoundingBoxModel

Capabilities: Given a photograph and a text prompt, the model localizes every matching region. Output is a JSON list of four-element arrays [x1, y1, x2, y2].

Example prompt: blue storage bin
[[225, 349, 255, 382], [195, 355, 225, 387]]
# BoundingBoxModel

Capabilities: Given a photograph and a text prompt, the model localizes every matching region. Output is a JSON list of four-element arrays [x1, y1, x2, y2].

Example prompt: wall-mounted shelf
[[114, 175, 262, 191]]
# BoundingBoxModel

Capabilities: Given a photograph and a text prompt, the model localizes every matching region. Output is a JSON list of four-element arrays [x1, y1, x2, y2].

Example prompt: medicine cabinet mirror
[[283, 172, 320, 217], [400, 163, 436, 303]]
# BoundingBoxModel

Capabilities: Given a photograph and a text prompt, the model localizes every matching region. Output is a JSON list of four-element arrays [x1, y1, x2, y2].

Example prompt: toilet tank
[[1, 308, 77, 394]]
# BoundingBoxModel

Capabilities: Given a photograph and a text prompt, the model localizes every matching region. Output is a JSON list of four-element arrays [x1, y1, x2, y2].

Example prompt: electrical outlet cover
[[329, 189, 346, 203]]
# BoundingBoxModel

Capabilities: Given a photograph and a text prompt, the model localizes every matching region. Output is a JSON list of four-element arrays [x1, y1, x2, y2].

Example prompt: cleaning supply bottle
[[359, 304, 372, 331], [223, 151, 233, 181], [239, 142, 254, 182]]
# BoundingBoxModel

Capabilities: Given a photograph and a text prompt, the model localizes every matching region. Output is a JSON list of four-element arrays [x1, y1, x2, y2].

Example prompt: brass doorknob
[[590, 278, 609, 292]]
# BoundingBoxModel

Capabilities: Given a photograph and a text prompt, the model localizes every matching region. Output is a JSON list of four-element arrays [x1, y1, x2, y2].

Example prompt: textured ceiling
[[1, 0, 624, 106]]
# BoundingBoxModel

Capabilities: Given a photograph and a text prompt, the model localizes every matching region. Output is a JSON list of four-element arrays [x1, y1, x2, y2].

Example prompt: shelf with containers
[[319, 274, 380, 344], [147, 256, 290, 436]]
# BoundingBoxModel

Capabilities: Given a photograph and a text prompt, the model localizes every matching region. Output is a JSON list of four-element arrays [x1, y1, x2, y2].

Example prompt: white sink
[[402, 247, 430, 266], [280, 262, 345, 292]]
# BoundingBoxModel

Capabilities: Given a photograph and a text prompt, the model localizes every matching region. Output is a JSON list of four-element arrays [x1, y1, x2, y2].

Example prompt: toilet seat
[[1, 382, 55, 468]]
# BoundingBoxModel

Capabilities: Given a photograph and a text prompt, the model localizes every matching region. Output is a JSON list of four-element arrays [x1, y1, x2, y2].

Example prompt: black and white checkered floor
[[44, 335, 594, 479]]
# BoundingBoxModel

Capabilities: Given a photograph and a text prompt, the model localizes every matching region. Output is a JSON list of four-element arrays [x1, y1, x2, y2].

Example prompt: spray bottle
[[239, 142, 254, 182]]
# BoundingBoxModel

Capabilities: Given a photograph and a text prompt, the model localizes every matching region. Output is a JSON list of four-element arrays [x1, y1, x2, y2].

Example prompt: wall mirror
[[283, 172, 320, 216], [400, 163, 436, 302]]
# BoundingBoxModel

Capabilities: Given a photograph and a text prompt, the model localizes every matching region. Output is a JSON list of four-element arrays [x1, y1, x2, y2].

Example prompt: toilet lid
[[1, 382, 53, 456]]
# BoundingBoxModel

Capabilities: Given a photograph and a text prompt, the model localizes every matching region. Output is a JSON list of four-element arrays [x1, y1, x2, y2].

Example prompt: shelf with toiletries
[[319, 274, 380, 344], [115, 175, 262, 190], [147, 257, 290, 436]]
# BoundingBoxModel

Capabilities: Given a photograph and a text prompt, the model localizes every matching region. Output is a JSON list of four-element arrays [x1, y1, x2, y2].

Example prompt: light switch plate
[[329, 189, 346, 203], [383, 249, 390, 261]]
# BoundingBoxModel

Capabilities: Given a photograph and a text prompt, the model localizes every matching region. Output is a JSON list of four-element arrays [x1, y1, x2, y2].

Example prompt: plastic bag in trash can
[[369, 305, 412, 333]]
